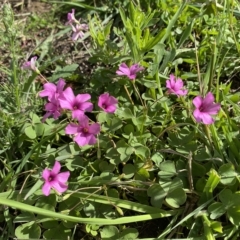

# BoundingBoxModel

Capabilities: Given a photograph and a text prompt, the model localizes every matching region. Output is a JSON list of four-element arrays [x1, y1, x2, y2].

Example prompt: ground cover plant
[[1, 0, 240, 239]]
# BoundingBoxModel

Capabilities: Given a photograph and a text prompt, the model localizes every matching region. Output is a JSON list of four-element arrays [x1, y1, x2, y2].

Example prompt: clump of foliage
[[1, 0, 240, 239]]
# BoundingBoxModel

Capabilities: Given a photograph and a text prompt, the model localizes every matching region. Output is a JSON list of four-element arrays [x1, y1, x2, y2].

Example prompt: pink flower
[[22, 56, 40, 73], [65, 115, 100, 146], [193, 92, 221, 125], [42, 96, 62, 122], [116, 63, 144, 80], [98, 93, 118, 113], [59, 87, 93, 119], [166, 74, 188, 96], [39, 78, 66, 101], [66, 9, 77, 25], [42, 161, 70, 196], [71, 23, 88, 41]]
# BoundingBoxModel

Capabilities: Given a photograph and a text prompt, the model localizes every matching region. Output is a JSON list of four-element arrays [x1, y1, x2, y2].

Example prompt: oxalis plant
[[2, 0, 240, 239]]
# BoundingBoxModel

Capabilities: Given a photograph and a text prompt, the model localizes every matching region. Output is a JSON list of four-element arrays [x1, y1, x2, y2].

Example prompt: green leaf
[[219, 163, 237, 185], [24, 125, 36, 139], [208, 202, 225, 219], [210, 221, 223, 233], [123, 164, 135, 179], [177, 20, 195, 48], [135, 168, 149, 181], [147, 184, 166, 208], [119, 228, 139, 239], [24, 179, 43, 200], [14, 212, 35, 223], [15, 221, 41, 239], [117, 108, 134, 119], [43, 223, 71, 239], [165, 188, 186, 208], [100, 226, 119, 240], [228, 205, 240, 226]]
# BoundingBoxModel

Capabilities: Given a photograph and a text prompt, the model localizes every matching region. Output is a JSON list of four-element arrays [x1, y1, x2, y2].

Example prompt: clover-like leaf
[[208, 202, 226, 219], [165, 187, 186, 208], [100, 226, 119, 240], [219, 163, 237, 185], [15, 221, 41, 239]]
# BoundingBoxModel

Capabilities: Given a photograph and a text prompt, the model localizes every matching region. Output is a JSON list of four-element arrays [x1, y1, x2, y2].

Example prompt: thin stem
[[124, 85, 134, 105], [132, 81, 146, 108]]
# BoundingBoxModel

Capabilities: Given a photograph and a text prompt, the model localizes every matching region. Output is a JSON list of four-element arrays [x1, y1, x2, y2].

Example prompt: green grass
[[1, 0, 240, 239]]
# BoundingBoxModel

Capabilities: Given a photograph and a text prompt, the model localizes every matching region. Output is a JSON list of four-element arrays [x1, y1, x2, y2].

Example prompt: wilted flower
[[22, 56, 40, 73], [116, 63, 144, 80], [193, 92, 221, 125], [98, 93, 118, 113], [42, 96, 62, 122], [39, 78, 66, 101], [65, 114, 100, 146], [166, 74, 188, 96], [59, 87, 93, 119], [42, 161, 70, 196], [71, 23, 88, 41], [66, 9, 77, 25]]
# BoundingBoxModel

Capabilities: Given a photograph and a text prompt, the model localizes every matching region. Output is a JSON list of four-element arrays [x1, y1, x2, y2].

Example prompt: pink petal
[[44, 102, 58, 111], [79, 102, 93, 112], [174, 79, 184, 90], [193, 96, 203, 108], [42, 169, 51, 181], [203, 92, 214, 107], [51, 180, 68, 193], [104, 105, 117, 113], [166, 80, 172, 89], [62, 87, 75, 104], [56, 172, 70, 183], [57, 78, 66, 92], [74, 134, 88, 146], [65, 123, 79, 134], [116, 63, 130, 76], [193, 109, 202, 123], [51, 161, 61, 175], [53, 110, 61, 119], [59, 99, 73, 110], [129, 74, 137, 80], [42, 112, 52, 122], [77, 114, 89, 126], [42, 182, 51, 196], [200, 113, 214, 125], [105, 105, 117, 113], [39, 83, 56, 98], [205, 103, 221, 115], [72, 109, 84, 119], [88, 123, 100, 134], [86, 134, 97, 145], [75, 93, 91, 104]]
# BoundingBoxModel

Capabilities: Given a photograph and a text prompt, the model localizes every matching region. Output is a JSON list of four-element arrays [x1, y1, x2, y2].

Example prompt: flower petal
[[201, 113, 214, 125], [202, 92, 214, 107], [51, 161, 61, 175], [65, 123, 79, 135], [42, 182, 52, 196], [105, 105, 117, 113], [56, 172, 70, 183], [74, 133, 88, 146], [193, 96, 203, 109], [79, 102, 93, 112], [57, 78, 66, 92], [85, 134, 97, 145], [42, 169, 51, 181], [116, 63, 130, 76], [205, 103, 221, 115], [88, 123, 100, 134], [72, 109, 84, 119], [51, 180, 68, 193], [61, 87, 75, 105]]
